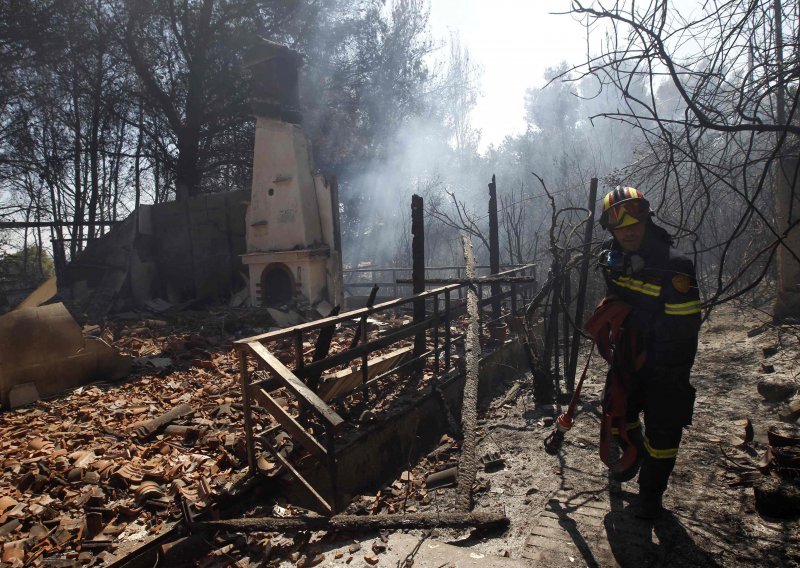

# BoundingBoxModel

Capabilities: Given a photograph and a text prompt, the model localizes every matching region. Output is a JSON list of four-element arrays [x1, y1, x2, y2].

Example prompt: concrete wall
[[59, 190, 248, 315], [149, 191, 248, 303]]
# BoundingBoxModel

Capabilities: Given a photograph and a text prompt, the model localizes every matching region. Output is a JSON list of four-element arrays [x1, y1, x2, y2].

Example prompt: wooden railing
[[342, 264, 530, 302], [235, 264, 536, 513]]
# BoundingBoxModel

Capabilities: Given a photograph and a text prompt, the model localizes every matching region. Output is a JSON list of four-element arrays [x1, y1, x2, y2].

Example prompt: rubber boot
[[636, 491, 663, 520]]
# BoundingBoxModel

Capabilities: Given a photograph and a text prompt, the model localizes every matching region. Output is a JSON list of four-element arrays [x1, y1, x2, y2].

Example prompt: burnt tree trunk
[[566, 178, 598, 392], [456, 233, 480, 512]]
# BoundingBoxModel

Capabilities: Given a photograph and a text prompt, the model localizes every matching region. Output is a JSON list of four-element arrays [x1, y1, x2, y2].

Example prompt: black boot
[[635, 491, 663, 520]]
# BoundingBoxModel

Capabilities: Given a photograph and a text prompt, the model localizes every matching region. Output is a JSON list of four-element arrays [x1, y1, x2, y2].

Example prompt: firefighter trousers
[[626, 365, 695, 497]]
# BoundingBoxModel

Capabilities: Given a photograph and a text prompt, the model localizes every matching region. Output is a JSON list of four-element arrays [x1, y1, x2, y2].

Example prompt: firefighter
[[596, 186, 701, 519]]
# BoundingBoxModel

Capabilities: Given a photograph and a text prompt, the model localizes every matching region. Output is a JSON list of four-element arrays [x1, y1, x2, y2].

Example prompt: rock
[[761, 363, 775, 374], [8, 382, 40, 408], [364, 553, 380, 565], [757, 377, 796, 401], [297, 554, 325, 567], [348, 543, 361, 554], [314, 300, 334, 317], [779, 398, 800, 423], [754, 475, 800, 518]]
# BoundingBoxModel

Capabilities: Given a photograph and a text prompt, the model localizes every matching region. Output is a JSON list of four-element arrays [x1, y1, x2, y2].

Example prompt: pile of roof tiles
[[0, 322, 251, 566], [0, 307, 474, 566]]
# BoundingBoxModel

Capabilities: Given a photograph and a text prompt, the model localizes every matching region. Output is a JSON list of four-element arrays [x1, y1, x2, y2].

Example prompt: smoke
[[329, 61, 646, 272], [337, 115, 455, 269]]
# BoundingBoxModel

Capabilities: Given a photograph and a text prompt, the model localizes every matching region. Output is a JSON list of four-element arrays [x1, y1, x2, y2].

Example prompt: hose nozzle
[[543, 412, 575, 454]]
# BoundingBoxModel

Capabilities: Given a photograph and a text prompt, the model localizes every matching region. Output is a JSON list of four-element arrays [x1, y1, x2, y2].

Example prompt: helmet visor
[[602, 200, 649, 229]]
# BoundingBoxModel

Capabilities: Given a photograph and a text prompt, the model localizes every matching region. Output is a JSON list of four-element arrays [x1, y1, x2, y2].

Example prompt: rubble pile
[[720, 321, 800, 519], [0, 320, 250, 566], [0, 307, 480, 566]]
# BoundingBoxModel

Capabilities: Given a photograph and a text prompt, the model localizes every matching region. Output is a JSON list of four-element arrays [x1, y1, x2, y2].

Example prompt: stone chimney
[[241, 39, 343, 308]]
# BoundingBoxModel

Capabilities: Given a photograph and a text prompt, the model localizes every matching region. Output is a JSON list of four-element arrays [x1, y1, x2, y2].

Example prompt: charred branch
[[188, 511, 510, 533]]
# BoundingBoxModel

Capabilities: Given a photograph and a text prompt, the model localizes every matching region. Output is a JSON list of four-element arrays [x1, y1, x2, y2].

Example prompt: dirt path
[[307, 306, 800, 567]]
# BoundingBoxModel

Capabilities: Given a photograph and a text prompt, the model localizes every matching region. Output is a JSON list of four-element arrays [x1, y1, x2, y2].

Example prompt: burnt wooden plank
[[264, 438, 333, 515], [239, 351, 256, 474], [251, 387, 327, 459], [192, 511, 509, 532], [349, 286, 378, 349], [246, 342, 344, 430], [307, 305, 341, 391], [318, 346, 413, 402], [293, 319, 434, 379]]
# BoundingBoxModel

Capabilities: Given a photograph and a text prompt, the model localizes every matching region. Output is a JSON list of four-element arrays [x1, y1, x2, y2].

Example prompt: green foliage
[[0, 245, 54, 288]]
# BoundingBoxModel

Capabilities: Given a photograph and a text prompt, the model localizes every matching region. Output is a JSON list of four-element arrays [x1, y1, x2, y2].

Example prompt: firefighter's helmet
[[599, 187, 651, 230]]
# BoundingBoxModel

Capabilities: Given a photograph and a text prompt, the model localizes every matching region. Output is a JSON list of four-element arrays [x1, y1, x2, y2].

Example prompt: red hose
[[543, 345, 595, 454]]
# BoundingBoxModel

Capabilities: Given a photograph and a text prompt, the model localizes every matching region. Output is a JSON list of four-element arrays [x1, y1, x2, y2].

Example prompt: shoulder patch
[[672, 274, 691, 293]]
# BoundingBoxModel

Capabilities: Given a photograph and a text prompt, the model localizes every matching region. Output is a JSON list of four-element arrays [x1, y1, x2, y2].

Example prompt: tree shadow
[[546, 492, 606, 567]]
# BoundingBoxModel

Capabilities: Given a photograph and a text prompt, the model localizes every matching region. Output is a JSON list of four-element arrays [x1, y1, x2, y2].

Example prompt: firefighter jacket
[[601, 222, 701, 368]]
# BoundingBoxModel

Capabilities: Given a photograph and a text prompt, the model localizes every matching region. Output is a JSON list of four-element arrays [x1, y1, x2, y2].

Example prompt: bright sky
[[427, 0, 589, 151]]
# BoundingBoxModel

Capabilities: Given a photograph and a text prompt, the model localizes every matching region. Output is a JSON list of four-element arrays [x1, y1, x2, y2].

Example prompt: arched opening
[[261, 263, 294, 305]]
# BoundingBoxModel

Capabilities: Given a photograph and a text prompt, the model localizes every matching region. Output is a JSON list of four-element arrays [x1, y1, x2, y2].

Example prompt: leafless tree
[[564, 0, 800, 321]]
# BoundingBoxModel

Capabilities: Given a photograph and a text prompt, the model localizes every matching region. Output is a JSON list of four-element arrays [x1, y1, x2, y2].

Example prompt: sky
[[427, 0, 590, 151]]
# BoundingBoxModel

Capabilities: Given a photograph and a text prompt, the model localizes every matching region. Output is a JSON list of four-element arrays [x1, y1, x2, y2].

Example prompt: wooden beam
[[488, 174, 502, 321], [239, 351, 256, 474], [318, 346, 413, 402], [246, 342, 344, 430], [412, 194, 426, 363], [456, 234, 480, 512], [294, 319, 432, 379], [263, 439, 333, 515], [251, 387, 327, 459], [190, 511, 510, 533]]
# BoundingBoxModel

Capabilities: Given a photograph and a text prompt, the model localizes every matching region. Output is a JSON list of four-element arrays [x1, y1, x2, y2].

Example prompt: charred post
[[412, 194, 426, 367], [566, 177, 598, 392], [488, 175, 502, 323]]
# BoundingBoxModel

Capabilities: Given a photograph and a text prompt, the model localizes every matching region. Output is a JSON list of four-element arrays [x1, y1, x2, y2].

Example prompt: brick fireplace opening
[[260, 262, 294, 305]]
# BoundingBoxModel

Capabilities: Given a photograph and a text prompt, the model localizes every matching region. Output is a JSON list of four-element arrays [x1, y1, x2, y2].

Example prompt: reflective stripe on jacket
[[602, 224, 701, 369]]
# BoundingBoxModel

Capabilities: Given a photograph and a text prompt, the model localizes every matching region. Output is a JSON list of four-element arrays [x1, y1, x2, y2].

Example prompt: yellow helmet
[[600, 187, 650, 230]]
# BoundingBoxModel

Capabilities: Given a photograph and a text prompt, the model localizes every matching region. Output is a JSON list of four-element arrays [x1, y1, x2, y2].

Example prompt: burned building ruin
[[55, 40, 343, 316]]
